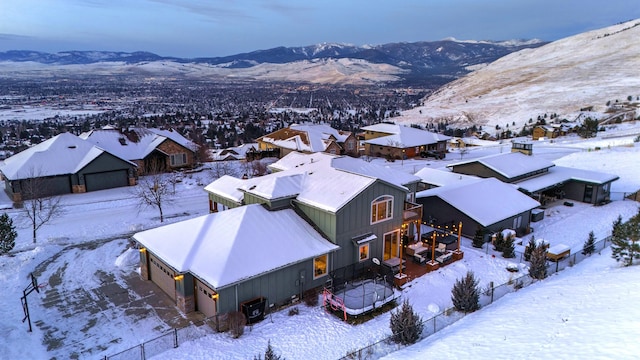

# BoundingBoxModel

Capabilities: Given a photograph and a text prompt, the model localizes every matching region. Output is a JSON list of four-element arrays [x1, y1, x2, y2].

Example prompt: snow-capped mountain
[[397, 19, 640, 129], [0, 39, 545, 86]]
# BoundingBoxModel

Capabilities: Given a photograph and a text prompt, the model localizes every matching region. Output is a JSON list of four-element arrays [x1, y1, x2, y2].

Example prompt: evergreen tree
[[0, 213, 17, 255], [389, 299, 424, 345], [611, 210, 640, 266], [472, 227, 485, 248], [524, 236, 536, 261], [582, 230, 596, 256], [451, 271, 480, 313], [493, 231, 505, 252], [502, 235, 516, 258], [253, 340, 283, 360], [529, 242, 548, 280]]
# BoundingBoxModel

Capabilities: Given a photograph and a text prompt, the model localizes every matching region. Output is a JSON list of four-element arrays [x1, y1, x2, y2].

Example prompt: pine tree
[[253, 340, 284, 360], [611, 210, 640, 266], [0, 213, 17, 255], [472, 227, 485, 248], [451, 271, 480, 313], [524, 236, 536, 261], [493, 231, 505, 252], [502, 235, 516, 258], [389, 299, 424, 345], [529, 242, 548, 280], [582, 230, 596, 256]]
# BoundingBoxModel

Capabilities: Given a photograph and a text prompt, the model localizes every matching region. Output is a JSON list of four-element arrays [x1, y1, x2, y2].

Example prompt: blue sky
[[1, 0, 639, 58]]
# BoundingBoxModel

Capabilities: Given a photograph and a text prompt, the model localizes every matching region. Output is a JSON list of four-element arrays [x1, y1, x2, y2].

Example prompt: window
[[513, 216, 522, 229], [358, 244, 369, 262], [346, 140, 355, 151], [371, 195, 393, 224], [383, 230, 400, 261], [313, 254, 328, 279], [170, 153, 187, 167]]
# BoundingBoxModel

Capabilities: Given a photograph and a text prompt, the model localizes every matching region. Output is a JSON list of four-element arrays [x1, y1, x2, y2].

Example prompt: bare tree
[[211, 160, 238, 180], [19, 169, 64, 243], [133, 159, 174, 223]]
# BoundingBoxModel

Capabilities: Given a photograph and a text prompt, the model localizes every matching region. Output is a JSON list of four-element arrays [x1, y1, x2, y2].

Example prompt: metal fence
[[338, 235, 612, 360]]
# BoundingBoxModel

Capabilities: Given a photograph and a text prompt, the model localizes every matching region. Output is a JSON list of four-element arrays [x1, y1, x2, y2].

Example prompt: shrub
[[389, 299, 424, 345], [303, 289, 319, 307], [582, 230, 596, 256], [529, 242, 548, 280], [451, 271, 480, 313], [288, 307, 299, 316], [227, 311, 246, 338], [502, 236, 516, 258], [472, 227, 485, 248], [493, 231, 505, 252], [0, 213, 17, 255]]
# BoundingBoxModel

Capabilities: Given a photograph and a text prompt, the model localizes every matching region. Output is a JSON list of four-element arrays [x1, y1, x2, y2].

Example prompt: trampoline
[[323, 278, 400, 318]]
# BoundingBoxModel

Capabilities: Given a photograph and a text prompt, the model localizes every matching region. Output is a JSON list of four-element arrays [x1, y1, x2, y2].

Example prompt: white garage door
[[195, 279, 217, 317], [149, 254, 176, 300]]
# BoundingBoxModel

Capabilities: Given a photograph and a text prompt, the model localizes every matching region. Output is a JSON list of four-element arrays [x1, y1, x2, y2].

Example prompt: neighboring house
[[135, 152, 426, 316], [447, 146, 619, 205], [211, 143, 258, 161], [414, 167, 479, 192], [416, 177, 541, 238], [256, 123, 358, 158], [532, 125, 561, 140], [361, 123, 450, 159], [0, 132, 137, 202], [80, 127, 198, 174]]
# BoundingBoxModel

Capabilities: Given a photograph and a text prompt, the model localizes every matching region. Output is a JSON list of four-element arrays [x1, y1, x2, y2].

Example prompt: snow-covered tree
[[502, 235, 516, 258], [451, 271, 480, 313], [611, 210, 640, 266], [529, 241, 548, 280], [253, 340, 284, 360], [389, 299, 423, 345], [582, 230, 596, 256], [472, 227, 485, 248], [0, 213, 17, 255], [493, 231, 505, 252]]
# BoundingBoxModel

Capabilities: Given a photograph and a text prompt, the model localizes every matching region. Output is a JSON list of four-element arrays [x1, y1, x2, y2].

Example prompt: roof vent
[[68, 145, 77, 149]]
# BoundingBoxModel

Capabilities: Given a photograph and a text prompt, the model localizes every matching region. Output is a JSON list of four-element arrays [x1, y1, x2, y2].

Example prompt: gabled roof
[[79, 127, 197, 162], [206, 152, 412, 213], [414, 167, 480, 188], [331, 156, 421, 187], [447, 152, 555, 179], [211, 143, 258, 161], [416, 178, 540, 227], [133, 204, 339, 289], [0, 132, 134, 180], [258, 124, 351, 153], [516, 166, 620, 193], [362, 124, 450, 148]]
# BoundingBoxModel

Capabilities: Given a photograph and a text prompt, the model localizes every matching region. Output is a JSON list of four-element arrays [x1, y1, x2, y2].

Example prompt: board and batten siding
[[215, 258, 322, 314]]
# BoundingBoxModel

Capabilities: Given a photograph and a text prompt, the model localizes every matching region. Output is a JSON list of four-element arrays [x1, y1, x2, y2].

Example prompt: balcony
[[403, 201, 422, 222]]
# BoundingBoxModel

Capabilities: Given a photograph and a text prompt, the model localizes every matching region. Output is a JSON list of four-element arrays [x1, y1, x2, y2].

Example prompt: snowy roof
[[0, 132, 133, 180], [515, 166, 619, 193], [331, 156, 420, 187], [211, 143, 258, 161], [362, 124, 450, 148], [417, 177, 541, 226], [79, 128, 197, 161], [133, 204, 339, 289], [413, 167, 480, 187], [206, 152, 416, 213], [447, 152, 555, 179], [259, 124, 351, 153]]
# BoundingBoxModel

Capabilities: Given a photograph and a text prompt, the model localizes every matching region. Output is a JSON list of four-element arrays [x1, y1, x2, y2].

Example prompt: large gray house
[[134, 152, 424, 317]]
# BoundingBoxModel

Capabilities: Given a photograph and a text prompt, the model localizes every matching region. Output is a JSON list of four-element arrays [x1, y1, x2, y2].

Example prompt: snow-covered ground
[[1, 127, 639, 359]]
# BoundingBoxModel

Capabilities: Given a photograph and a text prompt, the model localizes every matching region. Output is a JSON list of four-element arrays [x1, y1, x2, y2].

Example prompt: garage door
[[149, 254, 176, 300], [195, 279, 217, 317], [85, 170, 128, 192]]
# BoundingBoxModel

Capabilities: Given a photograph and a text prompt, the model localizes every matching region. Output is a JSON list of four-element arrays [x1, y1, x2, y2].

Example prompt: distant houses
[[256, 123, 359, 158], [0, 132, 137, 202]]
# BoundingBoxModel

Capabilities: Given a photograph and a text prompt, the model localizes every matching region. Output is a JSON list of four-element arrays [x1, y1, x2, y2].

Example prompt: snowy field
[[1, 125, 639, 359]]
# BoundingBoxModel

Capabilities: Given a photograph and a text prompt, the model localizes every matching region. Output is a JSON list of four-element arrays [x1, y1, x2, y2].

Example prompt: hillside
[[397, 19, 640, 129]]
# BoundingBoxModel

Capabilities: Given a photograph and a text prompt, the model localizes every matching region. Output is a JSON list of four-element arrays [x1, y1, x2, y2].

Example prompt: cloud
[[0, 33, 32, 40], [146, 0, 256, 22]]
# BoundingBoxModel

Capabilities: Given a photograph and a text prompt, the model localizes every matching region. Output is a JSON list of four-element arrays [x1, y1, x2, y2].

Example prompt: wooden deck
[[397, 249, 464, 283]]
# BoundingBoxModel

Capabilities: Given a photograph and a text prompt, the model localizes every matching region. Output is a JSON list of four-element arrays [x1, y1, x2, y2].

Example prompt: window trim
[[313, 254, 328, 279], [371, 195, 394, 224], [358, 244, 370, 262]]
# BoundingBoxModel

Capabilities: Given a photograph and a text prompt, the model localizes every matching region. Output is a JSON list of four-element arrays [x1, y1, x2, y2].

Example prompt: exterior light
[[139, 248, 146, 253], [211, 293, 219, 300], [173, 274, 184, 281]]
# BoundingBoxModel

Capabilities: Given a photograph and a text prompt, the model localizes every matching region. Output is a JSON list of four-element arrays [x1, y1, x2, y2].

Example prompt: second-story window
[[371, 195, 393, 224]]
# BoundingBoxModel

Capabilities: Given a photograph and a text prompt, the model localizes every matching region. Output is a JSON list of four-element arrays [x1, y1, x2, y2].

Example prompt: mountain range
[[0, 39, 545, 87]]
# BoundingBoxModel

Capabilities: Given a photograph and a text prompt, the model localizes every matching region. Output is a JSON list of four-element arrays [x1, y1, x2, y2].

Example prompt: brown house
[[256, 123, 358, 158], [80, 127, 199, 174], [361, 123, 450, 159]]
